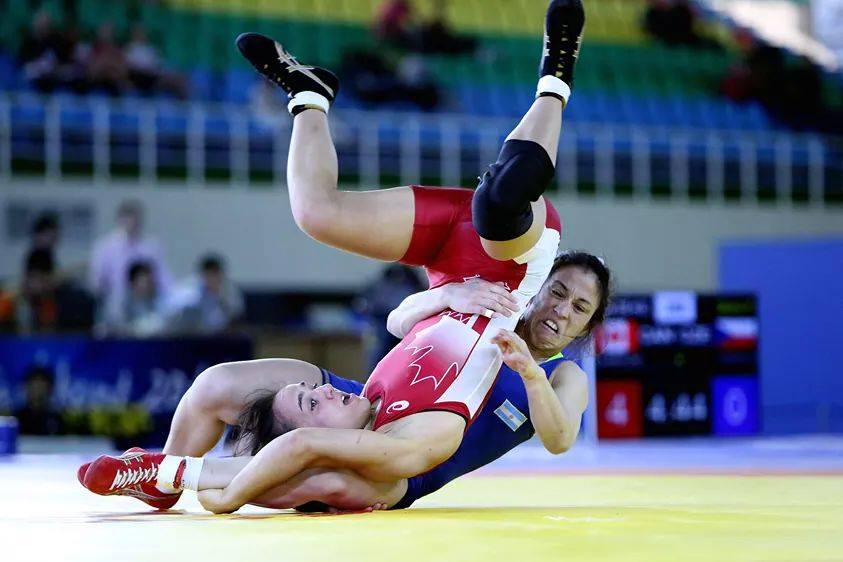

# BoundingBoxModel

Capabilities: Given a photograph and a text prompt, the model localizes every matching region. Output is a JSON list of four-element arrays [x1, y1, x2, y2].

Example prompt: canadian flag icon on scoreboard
[[596, 319, 640, 356], [596, 380, 644, 438]]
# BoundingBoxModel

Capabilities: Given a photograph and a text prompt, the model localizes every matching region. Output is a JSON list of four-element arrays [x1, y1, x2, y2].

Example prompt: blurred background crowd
[[0, 200, 245, 338], [2, 0, 840, 129]]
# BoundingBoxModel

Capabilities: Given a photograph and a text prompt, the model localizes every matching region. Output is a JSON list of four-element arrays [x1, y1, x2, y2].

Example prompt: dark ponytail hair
[[548, 250, 612, 340], [226, 390, 294, 456]]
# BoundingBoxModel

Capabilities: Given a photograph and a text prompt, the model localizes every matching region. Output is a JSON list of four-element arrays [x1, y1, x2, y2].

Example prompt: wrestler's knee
[[472, 139, 555, 242]]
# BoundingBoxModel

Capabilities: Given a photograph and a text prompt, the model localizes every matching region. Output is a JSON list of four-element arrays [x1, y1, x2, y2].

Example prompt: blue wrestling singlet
[[321, 355, 565, 509]]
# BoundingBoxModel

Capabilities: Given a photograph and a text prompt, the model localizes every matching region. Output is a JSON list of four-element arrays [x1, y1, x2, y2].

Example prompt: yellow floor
[[3, 462, 842, 562]]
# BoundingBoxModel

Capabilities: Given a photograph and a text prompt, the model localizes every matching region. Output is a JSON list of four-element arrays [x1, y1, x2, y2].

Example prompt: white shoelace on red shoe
[[109, 465, 158, 491]]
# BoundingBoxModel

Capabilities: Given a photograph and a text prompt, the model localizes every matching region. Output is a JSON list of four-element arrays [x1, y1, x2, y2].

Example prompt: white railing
[[0, 92, 839, 206]]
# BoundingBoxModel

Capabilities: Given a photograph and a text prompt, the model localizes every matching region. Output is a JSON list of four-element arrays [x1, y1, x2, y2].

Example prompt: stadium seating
[[1, 0, 769, 130], [2, 0, 839, 197]]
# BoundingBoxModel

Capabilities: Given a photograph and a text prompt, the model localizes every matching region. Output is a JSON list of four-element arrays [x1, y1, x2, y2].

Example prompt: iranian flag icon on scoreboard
[[712, 376, 760, 436], [596, 380, 644, 438]]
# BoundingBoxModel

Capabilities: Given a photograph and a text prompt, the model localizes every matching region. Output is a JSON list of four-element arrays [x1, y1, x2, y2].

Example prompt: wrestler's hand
[[326, 502, 389, 514], [491, 329, 543, 381], [441, 279, 519, 318]]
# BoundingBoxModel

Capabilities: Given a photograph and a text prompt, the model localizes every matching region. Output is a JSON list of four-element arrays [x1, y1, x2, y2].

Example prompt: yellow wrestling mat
[[3, 461, 842, 562]]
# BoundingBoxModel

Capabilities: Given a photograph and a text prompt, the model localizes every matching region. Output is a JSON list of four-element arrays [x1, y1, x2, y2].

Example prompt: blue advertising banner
[[0, 337, 253, 445]]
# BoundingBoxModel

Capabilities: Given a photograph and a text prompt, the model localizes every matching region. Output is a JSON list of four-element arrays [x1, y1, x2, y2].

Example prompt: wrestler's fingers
[[486, 284, 520, 306], [480, 298, 513, 317]]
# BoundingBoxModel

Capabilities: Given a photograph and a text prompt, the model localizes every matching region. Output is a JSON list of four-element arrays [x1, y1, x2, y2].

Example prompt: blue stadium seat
[[0, 52, 21, 90], [223, 69, 256, 104]]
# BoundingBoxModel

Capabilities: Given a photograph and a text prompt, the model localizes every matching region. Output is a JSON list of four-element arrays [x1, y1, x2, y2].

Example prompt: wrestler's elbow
[[545, 441, 571, 455], [541, 432, 575, 455], [385, 311, 405, 339]]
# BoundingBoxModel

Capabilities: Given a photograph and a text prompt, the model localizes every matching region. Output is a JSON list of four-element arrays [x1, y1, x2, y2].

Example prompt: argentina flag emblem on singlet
[[494, 399, 528, 431]]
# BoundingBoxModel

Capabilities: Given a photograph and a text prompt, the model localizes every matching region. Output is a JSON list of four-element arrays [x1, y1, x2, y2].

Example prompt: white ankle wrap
[[536, 75, 571, 104], [288, 91, 330, 115]]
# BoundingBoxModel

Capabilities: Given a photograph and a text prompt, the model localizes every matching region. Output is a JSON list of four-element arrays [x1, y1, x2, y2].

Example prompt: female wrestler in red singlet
[[81, 0, 588, 513]]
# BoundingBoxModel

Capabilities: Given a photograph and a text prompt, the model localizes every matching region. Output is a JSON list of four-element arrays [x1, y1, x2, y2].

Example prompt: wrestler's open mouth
[[542, 320, 559, 334], [341, 393, 351, 405]]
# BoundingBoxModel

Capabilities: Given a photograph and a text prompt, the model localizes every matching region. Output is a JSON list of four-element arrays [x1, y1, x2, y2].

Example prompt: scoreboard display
[[594, 292, 759, 439]]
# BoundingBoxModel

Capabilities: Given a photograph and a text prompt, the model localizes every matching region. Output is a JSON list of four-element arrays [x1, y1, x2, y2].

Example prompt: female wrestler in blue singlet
[[78, 0, 608, 513]]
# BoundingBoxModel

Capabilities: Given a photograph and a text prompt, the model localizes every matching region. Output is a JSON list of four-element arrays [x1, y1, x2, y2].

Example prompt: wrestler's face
[[273, 382, 371, 430], [521, 266, 600, 356]]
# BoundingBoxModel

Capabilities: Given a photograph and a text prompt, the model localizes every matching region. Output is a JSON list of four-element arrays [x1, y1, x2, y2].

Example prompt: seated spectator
[[29, 212, 60, 260], [124, 25, 187, 98], [0, 249, 58, 334], [0, 248, 95, 334], [375, 0, 416, 49], [339, 49, 440, 110], [101, 260, 168, 337], [166, 254, 244, 335], [89, 199, 172, 333], [375, 0, 476, 55], [419, 0, 477, 55], [13, 365, 62, 435], [87, 22, 130, 95], [17, 11, 88, 93], [642, 0, 719, 48], [720, 35, 831, 131]]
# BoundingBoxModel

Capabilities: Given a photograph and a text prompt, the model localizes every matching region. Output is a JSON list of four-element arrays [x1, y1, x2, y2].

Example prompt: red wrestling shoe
[[77, 461, 91, 485], [80, 447, 183, 510]]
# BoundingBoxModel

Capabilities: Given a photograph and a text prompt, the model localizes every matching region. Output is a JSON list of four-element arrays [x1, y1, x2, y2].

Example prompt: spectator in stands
[[13, 365, 62, 435], [0, 250, 58, 334], [375, 0, 416, 49], [420, 0, 477, 55], [124, 25, 187, 99], [720, 34, 833, 131], [29, 212, 60, 261], [339, 49, 440, 110], [17, 11, 88, 93], [87, 22, 130, 95], [375, 0, 476, 55], [166, 253, 244, 335], [89, 199, 172, 334], [101, 260, 168, 337], [642, 0, 719, 48], [356, 264, 425, 371]]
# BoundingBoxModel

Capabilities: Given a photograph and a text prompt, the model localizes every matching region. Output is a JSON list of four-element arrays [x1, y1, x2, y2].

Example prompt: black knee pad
[[472, 139, 555, 241]]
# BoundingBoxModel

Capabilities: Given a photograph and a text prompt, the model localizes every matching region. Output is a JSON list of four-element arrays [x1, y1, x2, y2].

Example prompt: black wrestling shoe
[[235, 32, 339, 112], [539, 0, 585, 87]]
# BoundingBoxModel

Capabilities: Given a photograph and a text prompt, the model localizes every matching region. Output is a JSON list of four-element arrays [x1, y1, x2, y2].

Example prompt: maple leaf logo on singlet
[[441, 310, 473, 325], [405, 344, 460, 390]]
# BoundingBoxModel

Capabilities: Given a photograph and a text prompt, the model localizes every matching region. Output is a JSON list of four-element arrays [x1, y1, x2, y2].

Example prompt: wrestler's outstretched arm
[[198, 417, 462, 514], [492, 329, 588, 453], [164, 359, 325, 457], [195, 457, 403, 512]]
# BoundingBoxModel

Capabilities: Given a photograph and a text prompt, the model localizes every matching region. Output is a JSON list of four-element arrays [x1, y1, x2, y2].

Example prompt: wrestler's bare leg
[[288, 110, 415, 261], [479, 95, 564, 262], [478, 0, 583, 261], [163, 359, 323, 456]]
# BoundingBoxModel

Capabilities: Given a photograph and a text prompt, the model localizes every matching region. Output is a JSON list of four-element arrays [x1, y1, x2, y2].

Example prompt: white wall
[[2, 180, 842, 291]]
